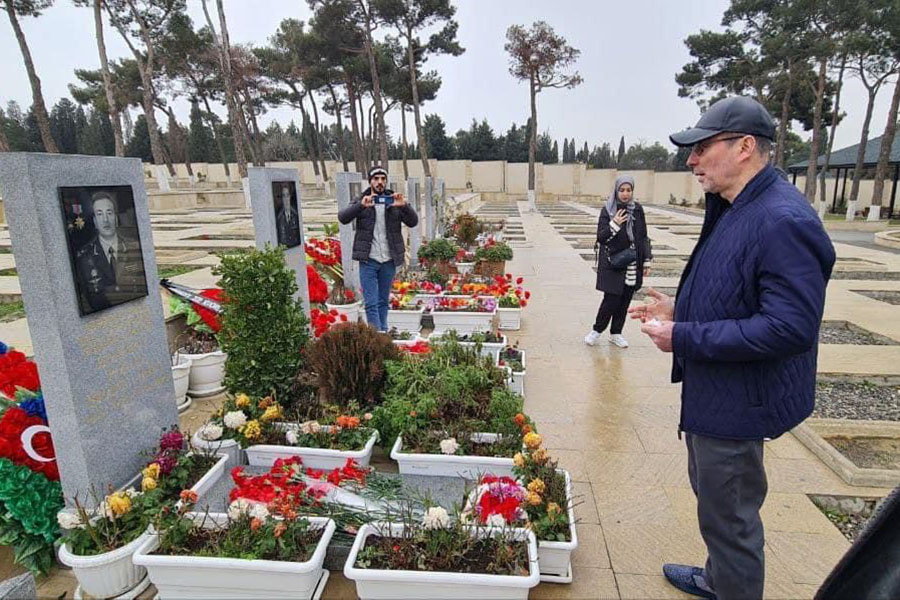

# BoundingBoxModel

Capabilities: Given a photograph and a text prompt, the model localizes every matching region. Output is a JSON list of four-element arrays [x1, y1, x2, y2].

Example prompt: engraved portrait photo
[[272, 180, 302, 248], [60, 185, 149, 316]]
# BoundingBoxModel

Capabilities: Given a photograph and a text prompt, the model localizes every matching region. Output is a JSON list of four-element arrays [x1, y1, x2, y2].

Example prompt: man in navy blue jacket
[[631, 97, 836, 600]]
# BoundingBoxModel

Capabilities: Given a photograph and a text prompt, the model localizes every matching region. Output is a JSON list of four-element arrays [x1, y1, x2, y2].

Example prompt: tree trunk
[[166, 108, 193, 177], [406, 33, 430, 177], [848, 89, 877, 218], [361, 14, 389, 167], [200, 93, 231, 180], [328, 84, 349, 171], [235, 98, 259, 166], [296, 92, 320, 177], [0, 120, 10, 152], [345, 75, 366, 173], [870, 73, 900, 219], [307, 90, 328, 181], [527, 74, 537, 192], [400, 103, 409, 179], [93, 0, 124, 156], [774, 58, 794, 169], [5, 1, 58, 153], [243, 90, 264, 166], [818, 55, 846, 214], [804, 56, 828, 202]]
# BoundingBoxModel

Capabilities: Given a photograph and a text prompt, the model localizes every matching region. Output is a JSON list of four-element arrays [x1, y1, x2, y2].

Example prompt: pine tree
[[126, 114, 153, 162], [617, 136, 625, 167], [562, 137, 569, 162], [551, 140, 559, 163], [188, 99, 215, 163]]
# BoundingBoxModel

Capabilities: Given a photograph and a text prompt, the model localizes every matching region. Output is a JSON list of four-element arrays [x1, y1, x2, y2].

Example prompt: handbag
[[608, 246, 637, 270]]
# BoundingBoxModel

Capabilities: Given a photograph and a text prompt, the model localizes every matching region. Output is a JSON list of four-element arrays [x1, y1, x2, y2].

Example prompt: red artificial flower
[[0, 351, 41, 396], [516, 277, 523, 285], [0, 406, 58, 480]]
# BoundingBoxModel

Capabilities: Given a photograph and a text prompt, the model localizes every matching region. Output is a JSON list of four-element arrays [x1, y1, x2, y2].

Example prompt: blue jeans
[[358, 259, 396, 331]]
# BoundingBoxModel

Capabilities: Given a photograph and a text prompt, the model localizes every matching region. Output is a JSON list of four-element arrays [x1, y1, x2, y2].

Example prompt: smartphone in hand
[[374, 194, 394, 206]]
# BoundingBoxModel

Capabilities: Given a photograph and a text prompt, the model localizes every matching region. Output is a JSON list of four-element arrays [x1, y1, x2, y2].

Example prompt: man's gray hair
[[753, 136, 772, 158], [91, 190, 118, 212]]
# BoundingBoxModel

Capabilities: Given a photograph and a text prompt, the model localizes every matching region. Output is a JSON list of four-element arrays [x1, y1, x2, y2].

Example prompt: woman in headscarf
[[584, 175, 652, 348]]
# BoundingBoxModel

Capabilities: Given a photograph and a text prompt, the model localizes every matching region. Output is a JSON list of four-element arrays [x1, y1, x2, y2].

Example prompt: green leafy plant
[[215, 246, 310, 400], [59, 489, 161, 556], [475, 241, 514, 262], [417, 238, 460, 263], [307, 322, 400, 409]]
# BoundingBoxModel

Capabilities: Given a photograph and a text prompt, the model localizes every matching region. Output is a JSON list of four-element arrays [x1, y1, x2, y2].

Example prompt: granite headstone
[[335, 172, 362, 290], [407, 177, 421, 269], [0, 153, 177, 502], [435, 178, 446, 237]]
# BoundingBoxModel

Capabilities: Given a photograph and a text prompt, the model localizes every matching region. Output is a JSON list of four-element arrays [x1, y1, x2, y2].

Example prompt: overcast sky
[[1, 0, 894, 152]]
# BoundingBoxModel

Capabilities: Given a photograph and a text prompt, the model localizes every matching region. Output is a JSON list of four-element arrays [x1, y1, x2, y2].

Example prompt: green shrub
[[475, 241, 513, 262], [417, 238, 459, 262], [215, 246, 310, 400]]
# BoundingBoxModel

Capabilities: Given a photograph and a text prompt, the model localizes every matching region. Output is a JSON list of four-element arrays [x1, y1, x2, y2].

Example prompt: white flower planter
[[172, 357, 192, 412], [431, 308, 496, 335], [455, 261, 475, 275], [500, 350, 526, 397], [246, 425, 378, 470], [390, 433, 515, 479], [387, 306, 425, 333], [178, 349, 226, 397], [133, 514, 335, 600], [58, 529, 153, 599], [391, 336, 424, 348], [538, 470, 578, 583], [428, 332, 507, 362], [344, 522, 539, 599], [189, 453, 229, 501], [326, 300, 362, 323], [497, 307, 522, 330], [190, 432, 246, 469]]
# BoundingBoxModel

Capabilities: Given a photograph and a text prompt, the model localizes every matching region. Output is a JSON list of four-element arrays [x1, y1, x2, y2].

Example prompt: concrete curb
[[793, 420, 900, 488]]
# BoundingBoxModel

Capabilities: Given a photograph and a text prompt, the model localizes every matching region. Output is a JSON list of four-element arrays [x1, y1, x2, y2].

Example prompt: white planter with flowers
[[537, 469, 578, 583], [390, 433, 515, 479], [430, 308, 496, 336], [387, 306, 425, 333], [497, 307, 522, 330], [178, 349, 227, 398], [428, 332, 507, 362], [455, 261, 475, 275], [58, 529, 153, 600], [172, 356, 192, 412], [191, 429, 246, 469], [188, 452, 230, 501], [343, 522, 539, 599], [500, 350, 526, 397], [325, 300, 362, 323], [132, 514, 335, 600], [245, 424, 378, 470], [391, 335, 424, 348]]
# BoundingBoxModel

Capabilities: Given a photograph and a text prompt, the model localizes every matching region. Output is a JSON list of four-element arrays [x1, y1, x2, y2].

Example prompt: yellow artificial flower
[[527, 479, 546, 495], [242, 420, 262, 440], [513, 452, 525, 468], [142, 463, 160, 479], [107, 492, 132, 516], [531, 448, 549, 465], [547, 502, 562, 518], [141, 477, 157, 492], [525, 491, 542, 506], [523, 432, 543, 450], [261, 404, 283, 422], [235, 393, 251, 408]]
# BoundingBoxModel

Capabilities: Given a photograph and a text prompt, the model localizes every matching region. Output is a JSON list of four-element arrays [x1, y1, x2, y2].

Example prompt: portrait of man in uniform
[[272, 181, 302, 249], [60, 186, 149, 316]]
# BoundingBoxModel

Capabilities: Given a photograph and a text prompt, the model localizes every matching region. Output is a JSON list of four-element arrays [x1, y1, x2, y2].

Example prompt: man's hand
[[629, 287, 674, 322], [361, 194, 374, 207], [641, 320, 675, 352], [391, 193, 406, 207]]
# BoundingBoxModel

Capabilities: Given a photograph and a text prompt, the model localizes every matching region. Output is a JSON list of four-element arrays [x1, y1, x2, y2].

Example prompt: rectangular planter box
[[190, 453, 230, 501], [133, 514, 335, 600], [387, 307, 425, 333], [390, 433, 515, 479], [500, 350, 526, 397], [497, 307, 522, 330], [343, 522, 539, 599], [428, 332, 507, 362], [190, 433, 246, 469], [537, 470, 578, 582], [431, 309, 496, 335], [245, 425, 378, 470]]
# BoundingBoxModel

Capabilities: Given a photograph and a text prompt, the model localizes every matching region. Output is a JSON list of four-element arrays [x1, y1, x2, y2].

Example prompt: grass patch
[[0, 301, 25, 322], [0, 247, 10, 254], [0, 268, 17, 277], [158, 265, 200, 279]]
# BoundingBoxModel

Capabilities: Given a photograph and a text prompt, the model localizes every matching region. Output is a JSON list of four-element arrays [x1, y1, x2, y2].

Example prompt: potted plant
[[387, 293, 425, 333], [325, 283, 362, 324], [245, 415, 379, 470], [418, 238, 460, 276], [429, 296, 497, 336], [170, 295, 226, 398], [132, 496, 335, 600], [429, 329, 507, 362], [496, 276, 530, 331], [343, 507, 539, 598], [454, 249, 477, 275], [499, 345, 526, 397], [474, 240, 514, 277], [308, 236, 362, 324], [452, 213, 483, 249], [190, 392, 285, 467], [171, 354, 192, 412]]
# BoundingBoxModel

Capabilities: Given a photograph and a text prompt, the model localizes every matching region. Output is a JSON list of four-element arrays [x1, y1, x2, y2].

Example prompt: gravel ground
[[815, 499, 878, 542], [813, 380, 900, 421], [818, 321, 898, 346], [830, 271, 900, 280], [853, 290, 900, 306]]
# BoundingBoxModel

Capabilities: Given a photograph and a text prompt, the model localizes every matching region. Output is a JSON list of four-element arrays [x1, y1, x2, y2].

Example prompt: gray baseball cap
[[670, 96, 776, 147]]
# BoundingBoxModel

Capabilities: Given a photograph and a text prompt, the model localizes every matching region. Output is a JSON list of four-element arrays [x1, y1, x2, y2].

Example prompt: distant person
[[275, 184, 302, 248], [75, 191, 147, 313], [337, 166, 417, 331], [632, 96, 836, 600], [584, 175, 652, 348]]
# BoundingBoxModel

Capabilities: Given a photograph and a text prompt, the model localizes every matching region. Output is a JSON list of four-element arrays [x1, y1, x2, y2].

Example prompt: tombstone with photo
[[272, 181, 302, 249], [335, 171, 362, 291]]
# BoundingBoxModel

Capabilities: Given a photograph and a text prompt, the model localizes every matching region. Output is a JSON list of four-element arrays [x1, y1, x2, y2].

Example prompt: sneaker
[[610, 334, 629, 348], [662, 564, 717, 599], [584, 330, 601, 346]]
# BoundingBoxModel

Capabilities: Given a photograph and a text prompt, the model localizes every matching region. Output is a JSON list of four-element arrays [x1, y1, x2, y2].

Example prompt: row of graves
[[0, 153, 565, 600]]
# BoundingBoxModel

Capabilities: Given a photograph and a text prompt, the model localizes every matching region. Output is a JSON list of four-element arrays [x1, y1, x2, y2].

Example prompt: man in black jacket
[[337, 166, 418, 331]]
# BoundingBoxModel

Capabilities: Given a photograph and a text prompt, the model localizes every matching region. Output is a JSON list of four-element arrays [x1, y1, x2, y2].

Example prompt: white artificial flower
[[299, 420, 321, 435], [198, 423, 223, 441], [98, 501, 114, 520], [228, 498, 254, 520], [439, 437, 459, 455], [249, 504, 270, 523], [422, 506, 450, 530], [223, 410, 247, 430], [285, 430, 298, 445], [485, 513, 507, 528], [123, 488, 141, 498], [57, 511, 81, 530]]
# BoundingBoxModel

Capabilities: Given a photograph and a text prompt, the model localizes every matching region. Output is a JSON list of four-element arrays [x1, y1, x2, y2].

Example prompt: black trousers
[[592, 286, 635, 334], [686, 433, 768, 600]]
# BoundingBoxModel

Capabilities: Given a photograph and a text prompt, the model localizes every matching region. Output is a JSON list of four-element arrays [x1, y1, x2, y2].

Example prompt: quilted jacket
[[672, 165, 836, 440]]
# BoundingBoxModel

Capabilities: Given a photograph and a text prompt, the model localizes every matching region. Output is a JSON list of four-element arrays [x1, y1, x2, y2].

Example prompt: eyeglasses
[[690, 135, 747, 157]]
